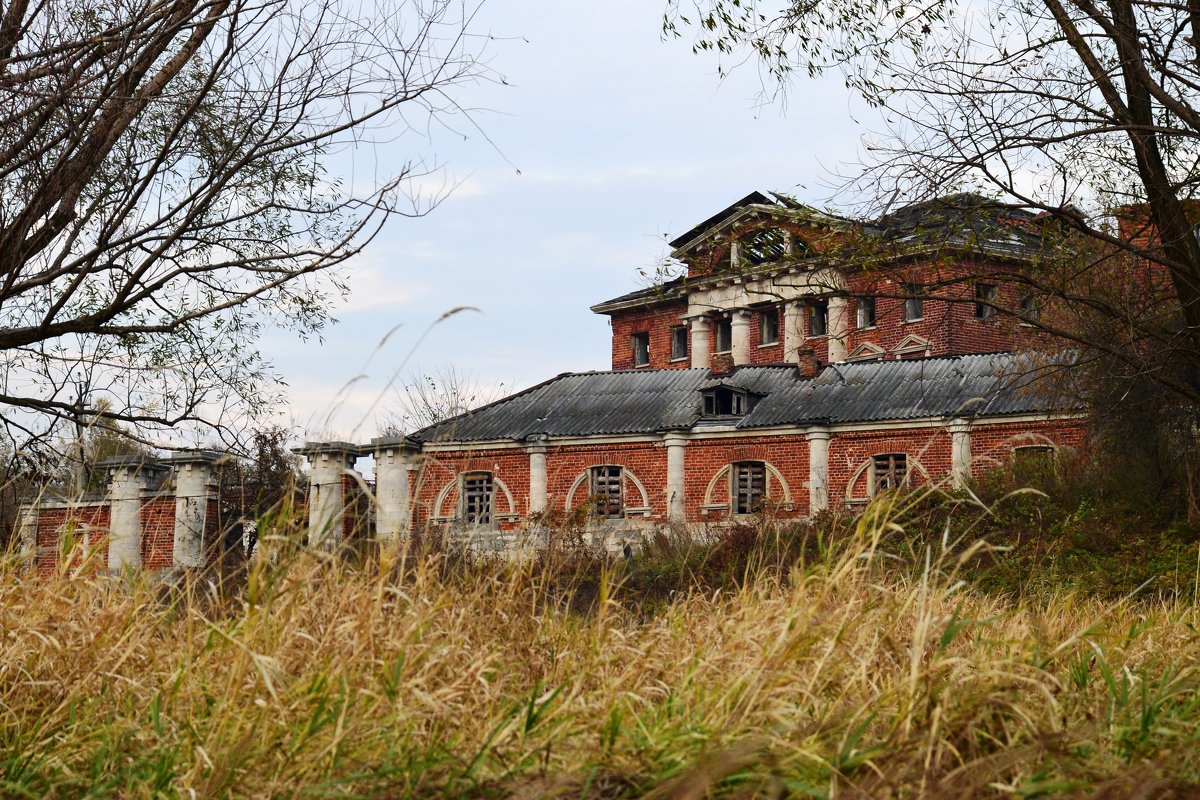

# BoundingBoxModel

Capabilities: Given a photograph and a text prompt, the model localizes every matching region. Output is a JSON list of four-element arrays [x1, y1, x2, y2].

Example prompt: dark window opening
[[631, 331, 650, 366], [1019, 294, 1041, 322], [741, 227, 790, 265], [713, 317, 732, 353], [808, 300, 829, 337], [904, 284, 924, 322], [670, 326, 688, 360], [702, 386, 755, 416], [760, 308, 779, 345], [732, 461, 766, 514], [462, 472, 494, 525], [974, 283, 998, 320], [589, 465, 624, 518], [872, 454, 908, 493], [857, 297, 876, 328]]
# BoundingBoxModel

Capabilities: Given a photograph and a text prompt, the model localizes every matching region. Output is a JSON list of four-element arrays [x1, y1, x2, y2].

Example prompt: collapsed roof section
[[409, 352, 1078, 444]]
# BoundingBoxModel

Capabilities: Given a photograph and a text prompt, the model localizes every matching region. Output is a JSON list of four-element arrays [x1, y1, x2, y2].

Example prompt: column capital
[[805, 426, 832, 442], [662, 432, 689, 447], [524, 433, 549, 454], [947, 417, 973, 434], [684, 312, 712, 325], [729, 308, 752, 321]]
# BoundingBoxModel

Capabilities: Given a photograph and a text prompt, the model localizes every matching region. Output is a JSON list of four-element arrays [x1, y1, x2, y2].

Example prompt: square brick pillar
[[167, 450, 222, 569], [97, 456, 168, 571], [294, 442, 363, 550], [371, 436, 420, 544]]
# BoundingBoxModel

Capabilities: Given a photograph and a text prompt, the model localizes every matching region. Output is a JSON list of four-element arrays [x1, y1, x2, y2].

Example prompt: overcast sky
[[267, 0, 877, 441]]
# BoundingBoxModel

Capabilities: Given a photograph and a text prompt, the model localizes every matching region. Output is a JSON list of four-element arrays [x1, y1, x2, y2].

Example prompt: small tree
[[383, 365, 508, 433]]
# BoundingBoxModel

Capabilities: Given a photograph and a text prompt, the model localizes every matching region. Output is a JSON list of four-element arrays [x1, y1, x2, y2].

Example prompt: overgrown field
[[6, 497, 1200, 798]]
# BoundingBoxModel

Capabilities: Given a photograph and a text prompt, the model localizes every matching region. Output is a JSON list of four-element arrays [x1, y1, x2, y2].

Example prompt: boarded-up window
[[732, 461, 766, 514], [461, 472, 493, 525], [872, 454, 907, 493], [589, 465, 623, 518]]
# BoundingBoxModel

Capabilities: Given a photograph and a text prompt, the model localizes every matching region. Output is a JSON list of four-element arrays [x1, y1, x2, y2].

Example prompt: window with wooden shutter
[[732, 461, 766, 514], [589, 465, 624, 518], [872, 454, 907, 493], [461, 472, 493, 525]]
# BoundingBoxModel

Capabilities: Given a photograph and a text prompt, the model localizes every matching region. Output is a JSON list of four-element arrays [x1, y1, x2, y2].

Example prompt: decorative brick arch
[[973, 430, 1067, 472], [701, 461, 793, 509], [564, 465, 652, 515]]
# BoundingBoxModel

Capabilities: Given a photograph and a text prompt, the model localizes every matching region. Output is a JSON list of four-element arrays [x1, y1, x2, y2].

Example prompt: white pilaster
[[168, 450, 221, 569], [295, 442, 362, 550], [100, 457, 166, 572], [689, 315, 711, 369], [783, 301, 804, 364], [828, 296, 849, 363], [730, 309, 752, 365], [526, 435, 548, 515], [372, 436, 418, 544], [949, 419, 972, 488], [17, 503, 37, 569], [806, 427, 831, 515], [664, 434, 687, 522]]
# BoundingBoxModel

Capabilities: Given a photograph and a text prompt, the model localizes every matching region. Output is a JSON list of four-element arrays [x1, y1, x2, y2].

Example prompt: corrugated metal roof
[[410, 354, 1075, 444]]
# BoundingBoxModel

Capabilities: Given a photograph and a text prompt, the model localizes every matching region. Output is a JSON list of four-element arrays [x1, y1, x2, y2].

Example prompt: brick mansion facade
[[22, 192, 1093, 572]]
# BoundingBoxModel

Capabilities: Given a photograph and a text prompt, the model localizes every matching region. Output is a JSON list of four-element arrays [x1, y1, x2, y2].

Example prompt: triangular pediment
[[893, 335, 932, 356], [846, 342, 886, 362]]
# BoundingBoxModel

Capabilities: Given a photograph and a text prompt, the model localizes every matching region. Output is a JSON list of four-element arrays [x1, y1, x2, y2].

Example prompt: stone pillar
[[828, 296, 849, 363], [372, 436, 419, 544], [168, 450, 221, 569], [783, 301, 804, 364], [689, 315, 711, 369], [730, 309, 752, 365], [17, 503, 37, 569], [949, 419, 972, 488], [526, 434, 549, 515], [295, 442, 363, 550], [99, 456, 166, 572], [664, 434, 687, 522], [806, 427, 831, 515]]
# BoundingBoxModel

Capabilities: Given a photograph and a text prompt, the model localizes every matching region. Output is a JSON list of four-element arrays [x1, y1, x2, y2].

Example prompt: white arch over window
[[432, 472, 517, 522], [700, 460, 793, 512], [845, 454, 931, 502], [565, 465, 652, 516]]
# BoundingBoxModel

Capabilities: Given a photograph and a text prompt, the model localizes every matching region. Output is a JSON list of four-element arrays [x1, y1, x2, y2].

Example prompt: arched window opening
[[460, 472, 493, 526], [731, 461, 766, 514]]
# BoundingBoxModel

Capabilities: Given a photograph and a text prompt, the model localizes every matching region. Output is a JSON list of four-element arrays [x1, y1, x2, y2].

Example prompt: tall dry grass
[[4, 499, 1200, 798]]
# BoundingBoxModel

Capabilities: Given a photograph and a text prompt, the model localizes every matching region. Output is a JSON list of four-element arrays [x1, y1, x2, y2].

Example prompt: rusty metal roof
[[409, 354, 1075, 444]]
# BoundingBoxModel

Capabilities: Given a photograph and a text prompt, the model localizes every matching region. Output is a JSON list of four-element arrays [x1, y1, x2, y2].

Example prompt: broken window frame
[[461, 472, 494, 526], [702, 386, 755, 417], [741, 227, 791, 265], [871, 454, 908, 494], [808, 300, 829, 337], [1018, 294, 1041, 323], [974, 283, 998, 320], [631, 331, 650, 367], [731, 461, 767, 515], [759, 308, 780, 345], [670, 325, 688, 361], [857, 297, 877, 329], [713, 316, 733, 353], [589, 465, 624, 518], [903, 284, 924, 322]]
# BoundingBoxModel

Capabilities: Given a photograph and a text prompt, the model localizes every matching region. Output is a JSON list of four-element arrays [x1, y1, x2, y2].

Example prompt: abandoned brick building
[[21, 192, 1092, 572]]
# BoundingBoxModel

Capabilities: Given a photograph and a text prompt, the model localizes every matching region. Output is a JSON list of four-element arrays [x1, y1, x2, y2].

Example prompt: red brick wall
[[414, 450, 532, 530], [830, 427, 952, 503], [682, 435, 810, 519], [608, 301, 689, 370], [34, 504, 110, 576], [140, 497, 176, 570], [544, 441, 670, 518], [968, 420, 1090, 475]]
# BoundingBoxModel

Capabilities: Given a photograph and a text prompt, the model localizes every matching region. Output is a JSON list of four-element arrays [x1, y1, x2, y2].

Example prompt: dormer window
[[702, 386, 757, 416]]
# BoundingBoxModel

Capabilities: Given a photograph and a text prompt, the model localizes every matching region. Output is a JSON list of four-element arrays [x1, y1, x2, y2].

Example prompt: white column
[[664, 434, 687, 522], [783, 302, 804, 364], [17, 503, 37, 569], [526, 435, 548, 515], [806, 427, 831, 515], [689, 315, 711, 369], [101, 457, 165, 571], [296, 442, 362, 550], [828, 296, 849, 363], [949, 419, 972, 488], [730, 309, 752, 365], [169, 451, 220, 569], [372, 436, 417, 544]]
